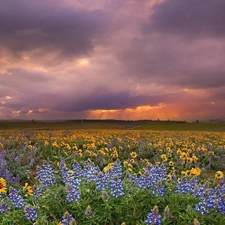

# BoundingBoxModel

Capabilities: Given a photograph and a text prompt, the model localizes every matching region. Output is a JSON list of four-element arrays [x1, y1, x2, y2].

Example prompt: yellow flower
[[130, 159, 135, 164], [25, 182, 33, 196], [69, 170, 74, 175], [130, 151, 137, 159], [128, 163, 133, 168], [0, 177, 7, 193], [127, 168, 132, 172], [180, 152, 188, 160], [192, 155, 198, 162], [161, 154, 168, 162], [185, 170, 191, 177], [187, 157, 193, 163], [177, 149, 182, 155], [169, 161, 174, 167], [167, 174, 172, 182], [190, 168, 201, 176], [215, 171, 224, 179], [103, 163, 114, 172]]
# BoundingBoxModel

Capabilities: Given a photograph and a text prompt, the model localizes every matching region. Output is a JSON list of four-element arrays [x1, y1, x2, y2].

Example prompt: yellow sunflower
[[24, 182, 33, 196], [187, 157, 193, 163], [167, 174, 172, 182], [185, 170, 191, 177], [169, 161, 174, 167], [130, 151, 137, 159], [215, 171, 224, 179], [190, 167, 201, 176], [0, 177, 7, 193]]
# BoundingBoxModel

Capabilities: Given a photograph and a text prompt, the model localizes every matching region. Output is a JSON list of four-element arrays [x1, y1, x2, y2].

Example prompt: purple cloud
[[143, 0, 225, 39], [0, 0, 110, 62], [0, 0, 225, 121]]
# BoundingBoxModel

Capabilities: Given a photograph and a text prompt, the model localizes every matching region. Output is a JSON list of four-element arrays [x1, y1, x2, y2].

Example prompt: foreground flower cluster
[[0, 130, 225, 224]]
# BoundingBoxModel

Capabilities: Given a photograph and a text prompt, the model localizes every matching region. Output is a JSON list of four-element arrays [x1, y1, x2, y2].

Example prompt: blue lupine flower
[[110, 160, 122, 178], [96, 172, 109, 191], [138, 170, 152, 189], [110, 175, 124, 198], [8, 187, 26, 209], [217, 195, 225, 214], [29, 158, 35, 167], [42, 161, 57, 184], [0, 199, 10, 214], [152, 181, 165, 197], [72, 160, 83, 179], [83, 161, 100, 183], [145, 205, 162, 225], [24, 205, 38, 222], [61, 211, 76, 225], [175, 177, 193, 194], [59, 165, 70, 184], [36, 161, 56, 190], [194, 202, 209, 215], [32, 185, 42, 200], [66, 183, 80, 203], [0, 157, 20, 185]]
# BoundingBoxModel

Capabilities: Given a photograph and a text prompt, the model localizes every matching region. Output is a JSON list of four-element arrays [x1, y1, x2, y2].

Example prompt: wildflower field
[[0, 128, 225, 224]]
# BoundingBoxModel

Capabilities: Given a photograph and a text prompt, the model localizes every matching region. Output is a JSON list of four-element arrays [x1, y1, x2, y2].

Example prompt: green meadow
[[1, 120, 225, 131]]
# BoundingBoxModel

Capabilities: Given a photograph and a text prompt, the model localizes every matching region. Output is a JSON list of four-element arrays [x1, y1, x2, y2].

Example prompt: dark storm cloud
[[117, 34, 225, 90], [0, 0, 109, 60], [143, 0, 225, 39], [52, 91, 171, 112]]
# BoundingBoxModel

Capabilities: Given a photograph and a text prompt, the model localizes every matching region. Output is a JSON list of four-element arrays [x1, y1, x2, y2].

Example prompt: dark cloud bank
[[1, 0, 225, 120]]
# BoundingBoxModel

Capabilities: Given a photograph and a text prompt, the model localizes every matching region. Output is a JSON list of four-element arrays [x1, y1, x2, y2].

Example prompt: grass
[[1, 120, 225, 132], [135, 121, 225, 132]]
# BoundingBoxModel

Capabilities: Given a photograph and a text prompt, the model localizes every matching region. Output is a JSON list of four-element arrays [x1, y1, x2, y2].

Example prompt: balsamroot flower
[[190, 168, 201, 176], [24, 182, 33, 196], [0, 177, 6, 194], [215, 171, 224, 179]]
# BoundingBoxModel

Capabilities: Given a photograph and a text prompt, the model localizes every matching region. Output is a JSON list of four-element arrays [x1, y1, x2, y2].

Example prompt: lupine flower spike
[[145, 205, 162, 225]]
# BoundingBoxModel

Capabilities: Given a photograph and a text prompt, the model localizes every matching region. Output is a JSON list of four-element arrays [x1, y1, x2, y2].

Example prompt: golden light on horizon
[[87, 104, 180, 120]]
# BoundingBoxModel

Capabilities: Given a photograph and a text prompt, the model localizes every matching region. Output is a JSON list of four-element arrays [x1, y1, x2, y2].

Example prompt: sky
[[1, 0, 225, 121]]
